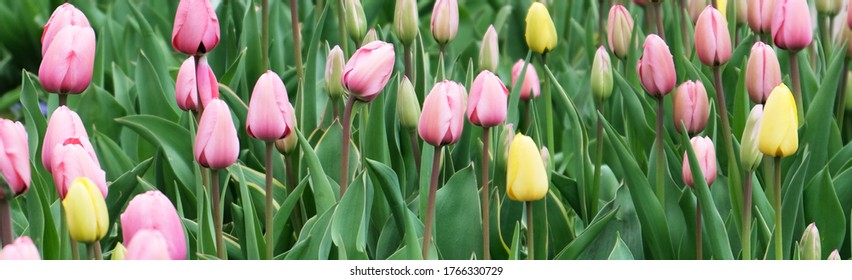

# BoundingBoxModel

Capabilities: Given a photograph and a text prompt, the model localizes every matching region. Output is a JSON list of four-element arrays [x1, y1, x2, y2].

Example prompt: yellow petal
[[525, 3, 558, 54], [758, 84, 799, 157], [506, 133, 548, 201], [62, 177, 109, 243]]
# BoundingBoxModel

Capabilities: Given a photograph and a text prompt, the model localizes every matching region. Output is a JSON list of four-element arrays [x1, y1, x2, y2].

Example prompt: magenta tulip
[[467, 71, 508, 127], [746, 42, 782, 104], [511, 60, 541, 101], [419, 80, 467, 147], [41, 3, 90, 56], [246, 71, 295, 141], [431, 0, 459, 45], [771, 0, 812, 51], [125, 230, 171, 260], [51, 139, 107, 199], [341, 41, 396, 102], [195, 99, 239, 169], [42, 106, 98, 173], [172, 0, 220, 55], [0, 119, 30, 199], [38, 25, 95, 94], [694, 6, 732, 66], [121, 191, 186, 260], [637, 34, 676, 97], [682, 136, 718, 187], [749, 0, 775, 34], [673, 81, 710, 134], [0, 236, 41, 260]]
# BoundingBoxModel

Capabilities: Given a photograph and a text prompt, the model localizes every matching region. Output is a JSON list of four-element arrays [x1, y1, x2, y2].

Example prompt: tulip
[[63, 177, 108, 243], [771, 0, 812, 51], [195, 99, 239, 169], [816, 0, 842, 16], [172, 0, 220, 55], [125, 230, 171, 260], [274, 113, 299, 156], [418, 81, 466, 147], [397, 76, 421, 130], [175, 57, 199, 111], [0, 119, 30, 199], [634, 0, 649, 5], [0, 236, 41, 260], [479, 25, 499, 73], [673, 81, 710, 134], [525, 2, 558, 54], [42, 106, 99, 173], [39, 25, 96, 94], [745, 42, 783, 104], [511, 60, 541, 101], [748, 0, 775, 34], [758, 84, 798, 157], [431, 0, 459, 46], [51, 139, 107, 199], [828, 250, 841, 260], [682, 136, 717, 187], [362, 28, 378, 46], [41, 3, 91, 56], [740, 105, 764, 172], [120, 191, 187, 260], [196, 56, 220, 109], [607, 5, 635, 60], [345, 0, 367, 44], [506, 133, 548, 201], [695, 7, 732, 66], [799, 223, 821, 260], [848, 3, 852, 30], [498, 124, 515, 170], [718, 0, 728, 16], [247, 71, 296, 141], [591, 46, 614, 102], [342, 41, 395, 102], [637, 35, 676, 97], [688, 0, 709, 23], [325, 46, 346, 99], [735, 0, 747, 24], [111, 243, 127, 260], [394, 0, 419, 47], [467, 71, 508, 128]]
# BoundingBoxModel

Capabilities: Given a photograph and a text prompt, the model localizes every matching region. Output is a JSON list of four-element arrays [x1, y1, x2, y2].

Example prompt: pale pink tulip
[[694, 6, 732, 66], [673, 81, 710, 134], [121, 191, 187, 260], [749, 0, 775, 34], [51, 139, 107, 199], [246, 71, 296, 141], [41, 3, 91, 56], [175, 57, 199, 111], [172, 0, 220, 54], [431, 0, 459, 45], [0, 119, 30, 199], [42, 106, 98, 173], [125, 230, 171, 260], [771, 0, 812, 51], [419, 81, 467, 146], [637, 35, 676, 97], [342, 41, 396, 102], [194, 99, 239, 169], [38, 26, 96, 94], [467, 71, 508, 127], [511, 60, 541, 101], [746, 42, 782, 104], [682, 136, 717, 187], [0, 236, 41, 260]]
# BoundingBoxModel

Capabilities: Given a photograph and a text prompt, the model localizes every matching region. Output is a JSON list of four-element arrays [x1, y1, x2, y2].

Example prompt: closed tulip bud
[[511, 60, 541, 101], [740, 105, 764, 172], [362, 28, 378, 46], [125, 230, 171, 260], [735, 0, 747, 24], [418, 80, 466, 146], [749, 0, 775, 34], [688, 0, 709, 23], [172, 0, 220, 55], [394, 0, 419, 47], [673, 81, 710, 134], [111, 243, 127, 260], [637, 35, 676, 97], [175, 57, 199, 111], [498, 124, 515, 169], [39, 25, 96, 94], [525, 2, 558, 54], [41, 3, 91, 56], [746, 42, 782, 104], [274, 124, 299, 155], [540, 146, 551, 175], [695, 7, 733, 66], [591, 46, 614, 101], [325, 46, 346, 99], [0, 119, 30, 199], [52, 139, 107, 200], [479, 25, 500, 72], [507, 133, 548, 201], [799, 223, 821, 260], [682, 136, 717, 187], [431, 0, 459, 46], [607, 5, 634, 60], [758, 84, 798, 157], [247, 71, 296, 141], [195, 99, 239, 169], [196, 56, 220, 109], [42, 106, 99, 173], [827, 249, 841, 260], [0, 236, 41, 260], [121, 190, 187, 260], [397, 76, 421, 129], [816, 0, 842, 16], [345, 0, 367, 44], [342, 41, 395, 102], [848, 3, 852, 29], [63, 177, 108, 243], [467, 71, 508, 127], [771, 0, 812, 51]]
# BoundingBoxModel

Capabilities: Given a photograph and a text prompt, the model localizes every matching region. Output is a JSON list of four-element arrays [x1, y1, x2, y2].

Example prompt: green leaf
[[298, 2, 331, 133], [804, 170, 845, 258], [366, 159, 421, 259], [331, 173, 372, 260], [608, 233, 635, 260], [115, 115, 196, 189], [435, 165, 482, 259], [554, 205, 617, 260], [134, 51, 179, 121], [295, 128, 337, 214], [105, 158, 154, 227]]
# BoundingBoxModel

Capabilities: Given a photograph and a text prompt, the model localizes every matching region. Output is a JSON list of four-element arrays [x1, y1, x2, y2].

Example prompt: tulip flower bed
[[1, 0, 852, 261]]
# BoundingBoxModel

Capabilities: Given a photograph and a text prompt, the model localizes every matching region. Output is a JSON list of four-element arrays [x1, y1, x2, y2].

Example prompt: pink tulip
[[746, 42, 782, 104], [633, 0, 649, 5], [195, 99, 239, 169], [124, 230, 171, 260], [511, 60, 541, 101], [196, 56, 220, 109], [419, 80, 467, 146], [695, 6, 732, 66], [51, 139, 107, 199], [682, 136, 717, 187], [607, 5, 634, 60], [673, 81, 710, 134], [637, 34, 676, 97], [42, 106, 98, 173], [341, 41, 396, 102], [848, 3, 852, 29], [748, 0, 775, 34], [0, 119, 30, 199], [771, 0, 812, 51], [246, 71, 296, 141], [0, 236, 41, 260], [121, 191, 186, 260], [467, 70, 508, 127], [38, 25, 95, 94], [430, 0, 459, 45], [688, 0, 708, 23], [41, 3, 91, 56], [175, 57, 199, 111], [172, 0, 220, 55]]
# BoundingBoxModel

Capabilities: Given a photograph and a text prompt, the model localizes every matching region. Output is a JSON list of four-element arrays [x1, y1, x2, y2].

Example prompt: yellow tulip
[[507, 133, 548, 201], [63, 177, 109, 243], [758, 84, 799, 157], [718, 0, 728, 18], [524, 2, 558, 54], [111, 242, 127, 260]]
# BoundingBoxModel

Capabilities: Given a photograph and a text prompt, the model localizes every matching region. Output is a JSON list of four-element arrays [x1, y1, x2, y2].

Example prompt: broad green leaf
[[435, 165, 482, 260], [115, 115, 195, 189], [608, 233, 635, 260], [804, 170, 845, 258]]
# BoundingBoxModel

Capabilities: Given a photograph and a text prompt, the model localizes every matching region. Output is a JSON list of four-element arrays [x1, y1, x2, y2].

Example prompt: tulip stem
[[773, 156, 783, 260], [290, 0, 304, 80], [261, 0, 270, 70], [696, 200, 702, 260], [526, 201, 534, 260], [677, 0, 691, 53], [652, 2, 666, 40], [58, 94, 68, 107], [264, 141, 274, 260], [285, 155, 304, 232], [0, 198, 12, 246], [597, 0, 605, 45], [836, 59, 848, 131], [409, 129, 421, 174], [742, 171, 753, 260], [404, 44, 414, 83], [523, 100, 531, 133], [340, 95, 357, 197], [336, 0, 348, 55], [87, 243, 94, 260], [591, 101, 604, 221], [422, 147, 442, 260], [788, 51, 804, 123], [541, 54, 555, 151], [654, 97, 666, 205], [712, 67, 739, 198], [481, 127, 491, 260], [92, 242, 102, 260], [211, 169, 225, 260], [333, 98, 340, 121]]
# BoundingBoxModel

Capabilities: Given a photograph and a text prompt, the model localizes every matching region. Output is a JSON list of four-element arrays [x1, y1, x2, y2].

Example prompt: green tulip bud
[[478, 25, 499, 72], [325, 45, 346, 99], [394, 0, 419, 47], [397, 76, 421, 129], [362, 28, 378, 46], [816, 0, 842, 16], [345, 0, 367, 44], [498, 124, 515, 170], [827, 249, 841, 260], [799, 223, 821, 260], [111, 242, 127, 260], [591, 46, 613, 101], [740, 105, 764, 172]]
